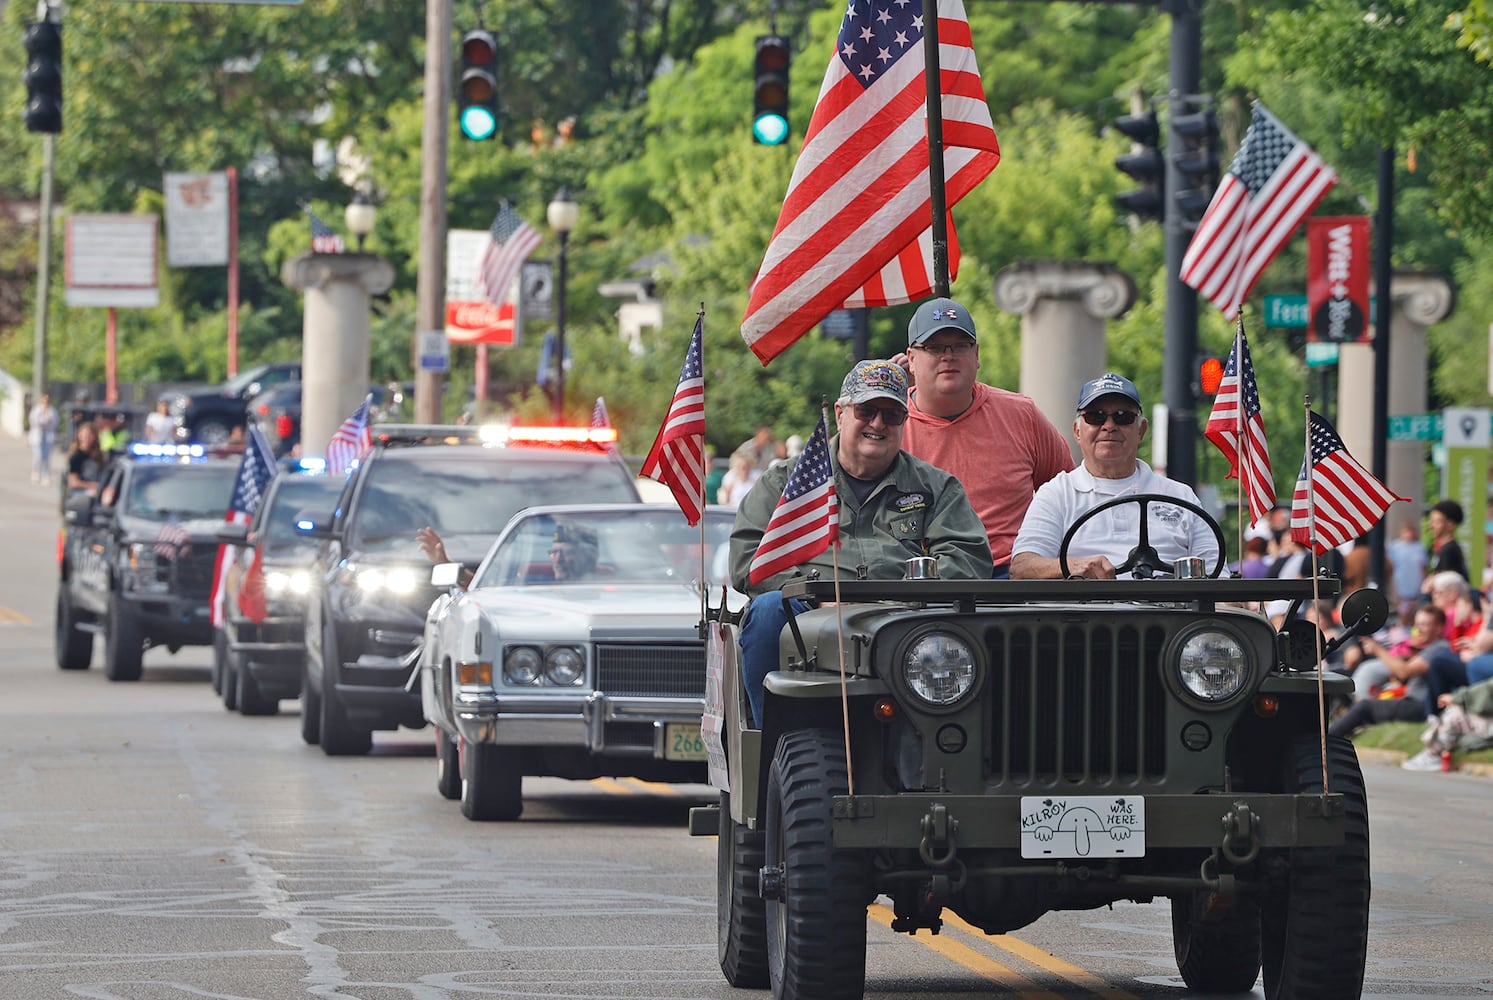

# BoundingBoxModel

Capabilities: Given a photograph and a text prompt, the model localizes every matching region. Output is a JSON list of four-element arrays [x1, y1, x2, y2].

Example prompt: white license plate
[[1019, 795, 1146, 859], [665, 723, 708, 762]]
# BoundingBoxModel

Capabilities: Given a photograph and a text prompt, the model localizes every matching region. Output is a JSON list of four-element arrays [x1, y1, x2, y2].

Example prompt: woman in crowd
[[66, 422, 106, 496]]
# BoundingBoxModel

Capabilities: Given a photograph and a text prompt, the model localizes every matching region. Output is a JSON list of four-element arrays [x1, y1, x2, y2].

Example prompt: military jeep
[[692, 521, 1386, 1000]]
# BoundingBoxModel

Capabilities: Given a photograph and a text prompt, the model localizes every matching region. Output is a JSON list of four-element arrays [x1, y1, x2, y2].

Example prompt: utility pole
[[1161, 0, 1202, 488], [32, 133, 54, 410], [414, 0, 451, 424]]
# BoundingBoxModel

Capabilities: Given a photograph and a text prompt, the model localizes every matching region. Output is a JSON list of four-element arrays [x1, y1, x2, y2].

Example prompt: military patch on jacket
[[893, 493, 927, 513]]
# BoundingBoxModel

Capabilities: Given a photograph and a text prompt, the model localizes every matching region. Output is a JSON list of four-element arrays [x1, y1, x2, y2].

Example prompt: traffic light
[[1197, 354, 1225, 398], [1113, 110, 1163, 222], [1171, 101, 1220, 223], [457, 29, 499, 141], [22, 19, 62, 134], [752, 34, 790, 146]]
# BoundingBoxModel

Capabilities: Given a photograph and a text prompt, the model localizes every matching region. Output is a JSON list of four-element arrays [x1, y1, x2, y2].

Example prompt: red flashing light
[[1199, 357, 1225, 396], [505, 426, 618, 446]]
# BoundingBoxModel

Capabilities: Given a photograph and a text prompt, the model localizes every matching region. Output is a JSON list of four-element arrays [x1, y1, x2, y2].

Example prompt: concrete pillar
[[993, 259, 1136, 458], [281, 253, 395, 460], [1337, 271, 1455, 538]]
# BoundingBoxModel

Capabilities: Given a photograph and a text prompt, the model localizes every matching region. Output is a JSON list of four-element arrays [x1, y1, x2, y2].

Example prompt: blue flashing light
[[752, 112, 789, 146], [294, 518, 315, 532], [295, 456, 327, 474], [460, 106, 498, 141]]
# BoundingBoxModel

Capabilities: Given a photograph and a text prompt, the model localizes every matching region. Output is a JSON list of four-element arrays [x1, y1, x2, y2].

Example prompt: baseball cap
[[907, 297, 978, 346], [1077, 372, 1142, 411], [839, 360, 908, 408]]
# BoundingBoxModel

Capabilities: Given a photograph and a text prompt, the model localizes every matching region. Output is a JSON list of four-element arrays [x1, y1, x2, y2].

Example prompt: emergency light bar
[[129, 443, 206, 460]]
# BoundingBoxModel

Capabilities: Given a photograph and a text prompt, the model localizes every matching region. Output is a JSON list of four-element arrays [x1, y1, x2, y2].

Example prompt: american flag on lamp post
[[478, 201, 543, 307], [748, 410, 839, 586], [304, 204, 346, 254], [740, 0, 1000, 364], [1180, 103, 1338, 317], [1291, 411, 1405, 555], [1203, 324, 1275, 526], [326, 395, 374, 475], [209, 425, 277, 629], [641, 317, 706, 525]]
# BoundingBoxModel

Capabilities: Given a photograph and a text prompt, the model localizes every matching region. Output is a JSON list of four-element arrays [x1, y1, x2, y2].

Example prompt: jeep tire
[[765, 729, 868, 1000], [1260, 734, 1370, 1000], [55, 586, 93, 670], [460, 742, 522, 821], [103, 593, 145, 681], [717, 791, 768, 988]]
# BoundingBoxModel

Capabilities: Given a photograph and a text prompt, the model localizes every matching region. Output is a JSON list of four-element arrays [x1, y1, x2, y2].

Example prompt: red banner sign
[[1306, 216, 1370, 344], [445, 299, 516, 345]]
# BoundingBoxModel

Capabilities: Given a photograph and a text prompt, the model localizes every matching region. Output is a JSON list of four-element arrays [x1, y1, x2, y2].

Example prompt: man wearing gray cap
[[1010, 372, 1218, 580], [730, 359, 992, 725], [895, 296, 1074, 577]]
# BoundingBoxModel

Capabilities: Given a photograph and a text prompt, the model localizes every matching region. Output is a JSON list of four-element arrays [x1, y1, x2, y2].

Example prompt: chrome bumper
[[454, 691, 703, 755]]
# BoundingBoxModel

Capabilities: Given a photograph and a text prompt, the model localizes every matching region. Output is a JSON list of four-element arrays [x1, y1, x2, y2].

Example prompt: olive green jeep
[[691, 501, 1387, 1000]]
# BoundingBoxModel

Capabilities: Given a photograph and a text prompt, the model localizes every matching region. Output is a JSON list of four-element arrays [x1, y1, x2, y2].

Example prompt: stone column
[[281, 253, 395, 460], [993, 260, 1136, 458], [1337, 271, 1455, 538]]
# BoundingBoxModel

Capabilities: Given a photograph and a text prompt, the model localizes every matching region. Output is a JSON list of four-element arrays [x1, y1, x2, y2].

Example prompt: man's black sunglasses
[[851, 403, 908, 426], [1079, 408, 1140, 427]]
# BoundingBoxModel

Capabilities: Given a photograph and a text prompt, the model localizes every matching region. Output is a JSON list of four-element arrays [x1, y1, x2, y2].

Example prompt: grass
[[1351, 721, 1493, 769]]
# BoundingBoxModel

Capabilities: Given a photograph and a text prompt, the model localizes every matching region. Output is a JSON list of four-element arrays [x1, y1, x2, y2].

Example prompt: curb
[[1357, 745, 1493, 776]]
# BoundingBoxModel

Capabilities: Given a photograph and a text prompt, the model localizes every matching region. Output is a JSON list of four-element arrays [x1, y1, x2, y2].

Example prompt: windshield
[[124, 464, 238, 521], [260, 475, 342, 558], [473, 508, 734, 589], [347, 453, 638, 556]]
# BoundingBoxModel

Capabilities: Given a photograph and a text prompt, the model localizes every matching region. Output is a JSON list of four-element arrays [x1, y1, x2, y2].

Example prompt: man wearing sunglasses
[[1009, 372, 1218, 580], [893, 296, 1074, 578], [729, 359, 993, 726]]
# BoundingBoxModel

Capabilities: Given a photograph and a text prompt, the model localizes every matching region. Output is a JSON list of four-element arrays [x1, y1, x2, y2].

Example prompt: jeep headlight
[[1177, 630, 1249, 702], [544, 646, 585, 686], [901, 632, 977, 707], [504, 646, 543, 685]]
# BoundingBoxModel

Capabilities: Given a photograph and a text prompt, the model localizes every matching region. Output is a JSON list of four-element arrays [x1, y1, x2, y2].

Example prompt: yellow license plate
[[665, 723, 708, 761]]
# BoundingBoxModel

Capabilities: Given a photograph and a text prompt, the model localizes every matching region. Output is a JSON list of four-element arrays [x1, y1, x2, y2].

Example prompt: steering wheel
[[1058, 493, 1226, 580]]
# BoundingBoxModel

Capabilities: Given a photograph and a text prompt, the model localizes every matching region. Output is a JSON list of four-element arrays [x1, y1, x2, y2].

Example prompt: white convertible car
[[419, 503, 739, 820]]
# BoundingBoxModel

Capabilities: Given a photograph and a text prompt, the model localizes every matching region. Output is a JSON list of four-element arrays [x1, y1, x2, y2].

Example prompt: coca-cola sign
[[445, 299, 516, 345]]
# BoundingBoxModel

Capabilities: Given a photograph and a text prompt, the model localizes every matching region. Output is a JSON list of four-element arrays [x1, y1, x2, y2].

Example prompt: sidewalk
[[0, 430, 68, 627]]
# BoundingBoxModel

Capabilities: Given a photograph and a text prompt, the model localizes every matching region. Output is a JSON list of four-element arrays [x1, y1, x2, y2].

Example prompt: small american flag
[[590, 396, 612, 431], [304, 204, 346, 254], [326, 394, 373, 475], [210, 425, 277, 628], [740, 0, 1000, 364], [1291, 411, 1405, 555], [154, 518, 191, 561], [640, 318, 706, 524], [1204, 324, 1275, 525], [1181, 103, 1338, 317], [478, 201, 543, 307], [748, 411, 839, 586]]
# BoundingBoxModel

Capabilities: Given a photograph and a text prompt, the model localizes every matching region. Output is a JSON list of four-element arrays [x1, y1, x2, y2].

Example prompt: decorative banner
[[1442, 407, 1490, 576], [1306, 216, 1370, 344], [65, 214, 160, 307], [163, 171, 229, 267]]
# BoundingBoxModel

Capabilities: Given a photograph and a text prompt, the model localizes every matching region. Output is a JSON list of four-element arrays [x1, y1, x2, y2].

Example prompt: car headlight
[[544, 646, 585, 686], [266, 569, 311, 596], [901, 631, 978, 707], [353, 566, 420, 595], [504, 646, 543, 685], [1176, 630, 1250, 702], [122, 544, 171, 594]]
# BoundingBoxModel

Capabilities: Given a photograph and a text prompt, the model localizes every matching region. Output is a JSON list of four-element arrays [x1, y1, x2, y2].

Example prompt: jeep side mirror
[[1336, 588, 1390, 640]]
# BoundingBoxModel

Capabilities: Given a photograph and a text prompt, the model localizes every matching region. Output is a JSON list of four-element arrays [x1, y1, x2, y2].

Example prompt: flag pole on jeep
[[924, 0, 950, 296]]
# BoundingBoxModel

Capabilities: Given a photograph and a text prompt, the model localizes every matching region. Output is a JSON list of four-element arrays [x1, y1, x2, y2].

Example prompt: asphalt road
[[2, 432, 1491, 1000]]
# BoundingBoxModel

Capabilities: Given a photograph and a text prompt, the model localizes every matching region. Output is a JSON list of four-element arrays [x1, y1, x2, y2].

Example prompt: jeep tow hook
[[1220, 801, 1261, 866], [758, 862, 785, 902], [918, 803, 959, 869]]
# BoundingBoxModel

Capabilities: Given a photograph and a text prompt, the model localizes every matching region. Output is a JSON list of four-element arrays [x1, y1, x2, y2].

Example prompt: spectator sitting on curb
[[1401, 675, 1493, 771], [1330, 605, 1454, 739]]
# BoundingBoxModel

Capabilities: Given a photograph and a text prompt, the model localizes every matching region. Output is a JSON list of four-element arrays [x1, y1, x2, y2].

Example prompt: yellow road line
[[869, 903, 1054, 996], [943, 912, 1143, 1000], [589, 777, 636, 795], [0, 606, 30, 624], [618, 777, 682, 796]]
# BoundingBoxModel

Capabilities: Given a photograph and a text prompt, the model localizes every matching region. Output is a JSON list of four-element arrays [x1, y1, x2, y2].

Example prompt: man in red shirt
[[895, 296, 1074, 577]]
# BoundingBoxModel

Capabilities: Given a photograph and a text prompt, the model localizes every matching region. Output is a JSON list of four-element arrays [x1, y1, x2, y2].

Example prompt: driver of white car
[[1009, 372, 1220, 580]]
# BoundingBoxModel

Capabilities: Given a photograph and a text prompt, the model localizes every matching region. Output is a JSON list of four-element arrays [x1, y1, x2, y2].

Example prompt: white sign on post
[[65, 214, 160, 308], [418, 329, 450, 373], [164, 172, 230, 267]]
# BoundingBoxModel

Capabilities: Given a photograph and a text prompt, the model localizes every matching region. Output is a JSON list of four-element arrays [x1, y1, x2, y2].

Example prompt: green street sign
[[1305, 342, 1338, 368], [1387, 413, 1442, 441], [1263, 294, 1309, 329]]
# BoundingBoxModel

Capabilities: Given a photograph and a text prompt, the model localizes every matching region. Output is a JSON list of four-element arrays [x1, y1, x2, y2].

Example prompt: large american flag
[[478, 201, 543, 307], [1203, 325, 1275, 525], [210, 425, 277, 629], [1291, 411, 1405, 555], [740, 0, 1000, 364], [640, 318, 706, 524], [748, 411, 839, 586], [304, 204, 346, 254], [1180, 103, 1338, 316], [326, 394, 373, 475]]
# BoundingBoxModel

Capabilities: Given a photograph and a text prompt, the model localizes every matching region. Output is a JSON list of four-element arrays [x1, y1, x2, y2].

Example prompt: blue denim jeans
[[739, 590, 808, 727]]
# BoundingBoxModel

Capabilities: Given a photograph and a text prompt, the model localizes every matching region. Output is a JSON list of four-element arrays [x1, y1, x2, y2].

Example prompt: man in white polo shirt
[[1010, 372, 1218, 579]]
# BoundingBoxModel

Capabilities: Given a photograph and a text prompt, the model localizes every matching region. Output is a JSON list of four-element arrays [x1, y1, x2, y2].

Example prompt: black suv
[[163, 362, 301, 445], [55, 444, 241, 680], [213, 468, 344, 715], [695, 497, 1389, 1000], [297, 425, 644, 755]]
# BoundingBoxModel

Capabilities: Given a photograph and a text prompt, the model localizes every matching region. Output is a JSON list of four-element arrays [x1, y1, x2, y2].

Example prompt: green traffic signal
[[753, 34, 790, 146], [458, 29, 499, 141]]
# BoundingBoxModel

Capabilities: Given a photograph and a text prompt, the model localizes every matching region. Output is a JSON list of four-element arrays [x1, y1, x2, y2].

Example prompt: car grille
[[985, 621, 1168, 787], [595, 643, 705, 697], [173, 548, 219, 597]]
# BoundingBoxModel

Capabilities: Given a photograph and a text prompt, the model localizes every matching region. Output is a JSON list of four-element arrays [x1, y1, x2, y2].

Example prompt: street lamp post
[[547, 187, 578, 423], [344, 191, 376, 252]]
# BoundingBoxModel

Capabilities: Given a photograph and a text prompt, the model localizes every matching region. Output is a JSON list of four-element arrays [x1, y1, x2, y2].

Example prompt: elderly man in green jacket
[[729, 359, 993, 726]]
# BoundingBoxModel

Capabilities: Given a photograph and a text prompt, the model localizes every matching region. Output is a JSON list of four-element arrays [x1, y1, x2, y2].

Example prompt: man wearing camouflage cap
[[729, 359, 993, 726]]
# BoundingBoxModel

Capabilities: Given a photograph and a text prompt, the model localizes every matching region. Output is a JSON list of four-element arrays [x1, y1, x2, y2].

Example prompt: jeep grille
[[986, 622, 1168, 787], [596, 643, 705, 697]]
